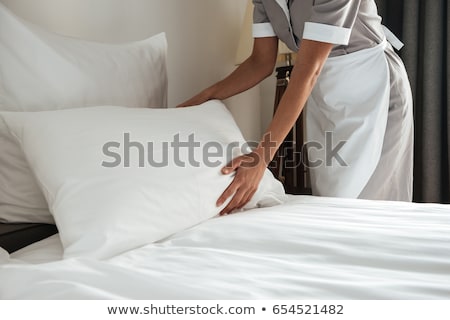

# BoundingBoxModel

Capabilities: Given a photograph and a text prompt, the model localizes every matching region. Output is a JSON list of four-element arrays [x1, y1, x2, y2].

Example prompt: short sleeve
[[252, 0, 276, 38], [303, 0, 361, 45]]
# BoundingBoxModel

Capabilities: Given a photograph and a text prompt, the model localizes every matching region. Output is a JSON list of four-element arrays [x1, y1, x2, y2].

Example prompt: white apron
[[306, 38, 393, 198]]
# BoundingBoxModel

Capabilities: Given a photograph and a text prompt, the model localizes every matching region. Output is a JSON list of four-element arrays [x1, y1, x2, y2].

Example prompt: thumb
[[222, 156, 243, 175]]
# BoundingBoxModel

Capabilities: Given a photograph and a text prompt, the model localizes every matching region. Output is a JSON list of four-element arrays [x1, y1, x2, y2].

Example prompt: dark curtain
[[376, 0, 450, 203]]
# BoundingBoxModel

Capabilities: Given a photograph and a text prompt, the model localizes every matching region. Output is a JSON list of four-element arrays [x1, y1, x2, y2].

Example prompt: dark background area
[[375, 0, 449, 203]]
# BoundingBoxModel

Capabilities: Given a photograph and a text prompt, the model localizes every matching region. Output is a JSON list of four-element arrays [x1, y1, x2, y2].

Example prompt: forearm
[[206, 55, 274, 100], [181, 37, 278, 105], [255, 40, 333, 164]]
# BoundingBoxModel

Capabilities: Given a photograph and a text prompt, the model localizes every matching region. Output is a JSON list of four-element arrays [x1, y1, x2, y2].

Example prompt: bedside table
[[269, 65, 312, 195]]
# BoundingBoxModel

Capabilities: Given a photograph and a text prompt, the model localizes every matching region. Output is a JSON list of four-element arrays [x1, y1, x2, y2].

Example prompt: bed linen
[[1, 195, 449, 300], [9, 234, 62, 263]]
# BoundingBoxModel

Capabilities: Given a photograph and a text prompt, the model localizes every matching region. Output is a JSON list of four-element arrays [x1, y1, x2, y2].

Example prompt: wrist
[[254, 132, 279, 167], [253, 147, 271, 167]]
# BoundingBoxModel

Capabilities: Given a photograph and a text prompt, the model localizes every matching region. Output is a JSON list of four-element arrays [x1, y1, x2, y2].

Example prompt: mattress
[[1, 195, 449, 300]]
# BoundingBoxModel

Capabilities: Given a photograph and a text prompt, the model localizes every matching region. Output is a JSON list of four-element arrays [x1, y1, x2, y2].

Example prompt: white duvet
[[1, 196, 449, 300]]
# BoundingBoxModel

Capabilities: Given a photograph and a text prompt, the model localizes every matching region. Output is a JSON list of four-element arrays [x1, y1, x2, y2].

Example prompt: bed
[[1, 2, 450, 301], [1, 196, 450, 299]]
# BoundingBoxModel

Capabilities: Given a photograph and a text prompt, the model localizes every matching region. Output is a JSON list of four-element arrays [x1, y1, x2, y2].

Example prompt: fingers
[[217, 152, 265, 215], [217, 156, 246, 208], [216, 178, 239, 207], [238, 189, 257, 210], [218, 179, 258, 215], [222, 152, 261, 175], [176, 100, 197, 108], [222, 156, 244, 175], [219, 187, 247, 216], [176, 92, 211, 108], [220, 187, 257, 215]]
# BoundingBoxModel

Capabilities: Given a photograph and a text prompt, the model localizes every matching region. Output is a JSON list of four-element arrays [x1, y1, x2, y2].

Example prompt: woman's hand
[[177, 37, 279, 109], [217, 151, 267, 215], [177, 89, 212, 108]]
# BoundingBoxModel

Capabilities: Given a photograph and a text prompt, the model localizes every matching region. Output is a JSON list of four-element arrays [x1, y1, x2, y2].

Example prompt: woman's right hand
[[177, 89, 212, 108]]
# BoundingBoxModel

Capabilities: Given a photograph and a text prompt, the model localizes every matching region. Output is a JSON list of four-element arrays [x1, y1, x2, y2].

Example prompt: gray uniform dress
[[253, 0, 414, 201]]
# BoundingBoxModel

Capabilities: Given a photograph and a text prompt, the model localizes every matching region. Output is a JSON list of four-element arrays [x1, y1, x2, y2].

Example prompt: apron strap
[[382, 25, 404, 51]]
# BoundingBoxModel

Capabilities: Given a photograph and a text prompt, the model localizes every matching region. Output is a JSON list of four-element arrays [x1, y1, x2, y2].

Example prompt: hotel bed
[[1, 2, 449, 300], [1, 196, 450, 300]]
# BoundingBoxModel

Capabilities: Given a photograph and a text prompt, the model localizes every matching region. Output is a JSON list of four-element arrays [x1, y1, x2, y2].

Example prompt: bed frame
[[0, 223, 58, 253]]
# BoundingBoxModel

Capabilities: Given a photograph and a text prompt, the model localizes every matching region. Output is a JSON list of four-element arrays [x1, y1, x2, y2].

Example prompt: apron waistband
[[382, 25, 404, 51]]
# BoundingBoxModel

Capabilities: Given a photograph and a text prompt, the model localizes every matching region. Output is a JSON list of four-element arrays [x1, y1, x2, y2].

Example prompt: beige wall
[[1, 0, 263, 141]]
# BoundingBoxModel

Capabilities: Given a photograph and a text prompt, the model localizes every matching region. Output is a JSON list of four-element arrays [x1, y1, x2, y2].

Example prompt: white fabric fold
[[382, 25, 404, 50]]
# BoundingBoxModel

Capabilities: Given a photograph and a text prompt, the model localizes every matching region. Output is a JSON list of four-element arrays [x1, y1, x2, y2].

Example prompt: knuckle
[[242, 183, 251, 190], [234, 177, 244, 184]]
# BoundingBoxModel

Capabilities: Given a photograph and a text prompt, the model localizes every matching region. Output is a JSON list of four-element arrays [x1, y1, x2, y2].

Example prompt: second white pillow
[[0, 3, 168, 223]]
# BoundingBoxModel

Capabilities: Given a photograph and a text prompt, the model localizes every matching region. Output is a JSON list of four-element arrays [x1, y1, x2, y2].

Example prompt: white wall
[[1, 0, 262, 141]]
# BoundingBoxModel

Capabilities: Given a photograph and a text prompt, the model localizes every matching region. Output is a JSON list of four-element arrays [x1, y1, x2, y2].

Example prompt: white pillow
[[0, 3, 168, 223], [0, 101, 286, 259]]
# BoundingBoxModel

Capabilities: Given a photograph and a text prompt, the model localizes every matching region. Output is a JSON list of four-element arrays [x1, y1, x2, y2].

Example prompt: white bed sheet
[[9, 235, 63, 263], [1, 196, 449, 300]]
